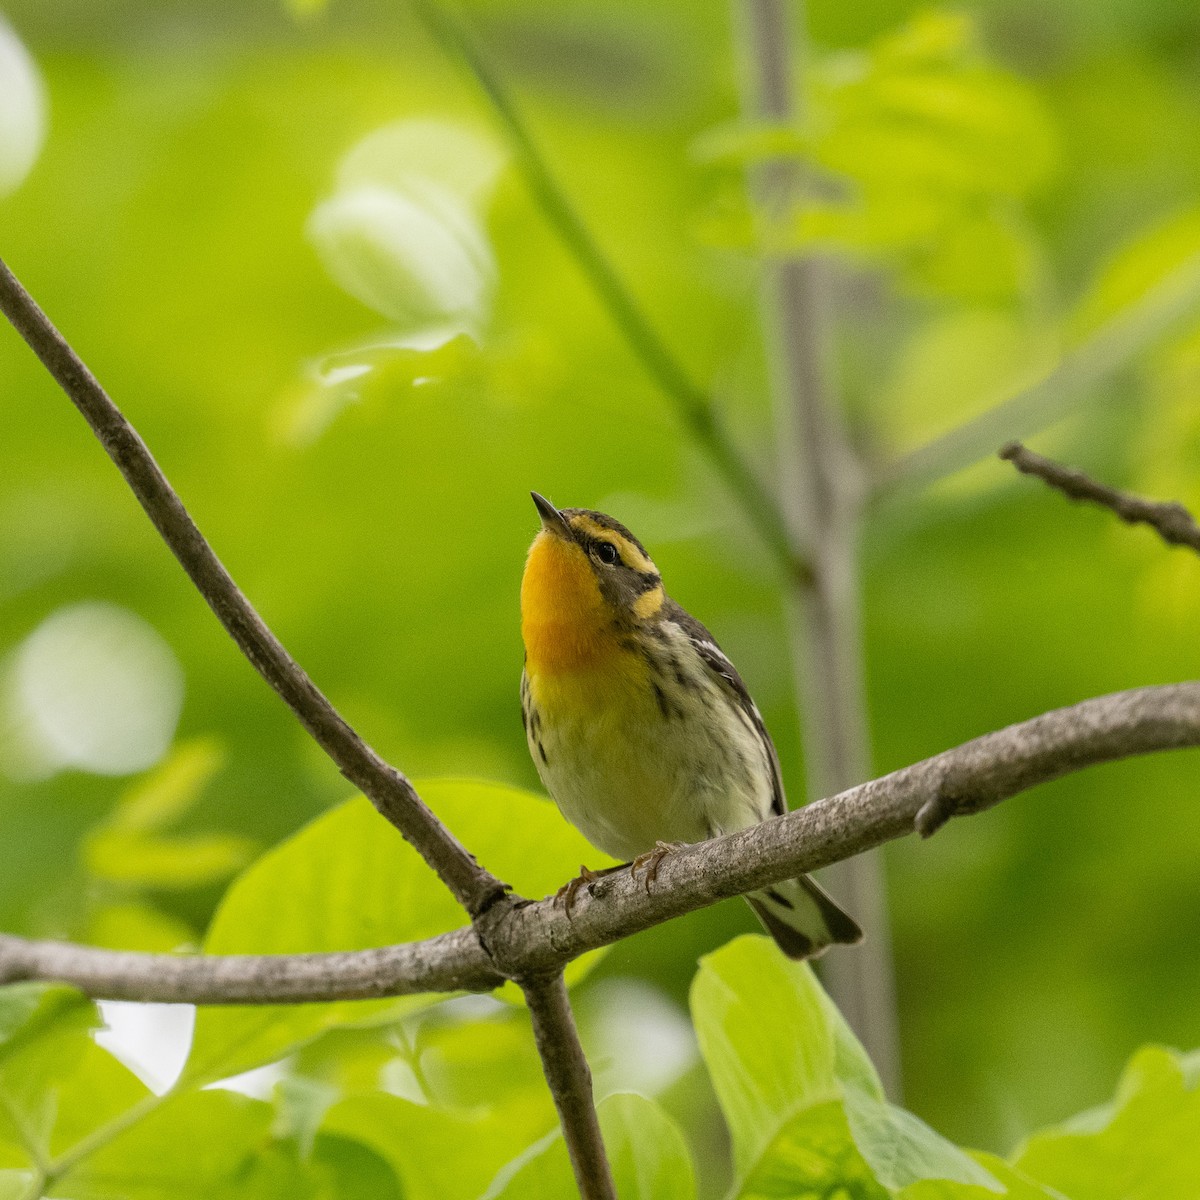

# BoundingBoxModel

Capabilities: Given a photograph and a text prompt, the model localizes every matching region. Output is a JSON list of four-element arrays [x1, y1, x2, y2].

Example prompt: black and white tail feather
[[668, 600, 863, 960]]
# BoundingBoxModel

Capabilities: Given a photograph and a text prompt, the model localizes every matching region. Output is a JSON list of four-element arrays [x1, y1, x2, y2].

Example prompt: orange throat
[[521, 531, 618, 677]]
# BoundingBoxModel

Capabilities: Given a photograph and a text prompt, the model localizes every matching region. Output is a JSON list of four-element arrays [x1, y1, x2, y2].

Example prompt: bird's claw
[[630, 841, 687, 893], [555, 864, 603, 916]]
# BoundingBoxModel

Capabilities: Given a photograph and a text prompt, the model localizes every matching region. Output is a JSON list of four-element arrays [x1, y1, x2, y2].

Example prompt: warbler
[[520, 492, 862, 960]]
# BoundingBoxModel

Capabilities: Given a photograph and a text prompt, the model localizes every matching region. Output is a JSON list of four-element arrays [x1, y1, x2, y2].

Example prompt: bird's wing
[[662, 599, 787, 818]]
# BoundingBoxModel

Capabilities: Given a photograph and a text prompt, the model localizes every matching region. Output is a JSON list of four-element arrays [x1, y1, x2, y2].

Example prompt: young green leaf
[[692, 936, 999, 1196], [56, 1090, 401, 1200], [690, 934, 880, 1178]]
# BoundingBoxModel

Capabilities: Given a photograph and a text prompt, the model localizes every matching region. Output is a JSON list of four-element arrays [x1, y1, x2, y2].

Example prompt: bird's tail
[[745, 874, 863, 961]]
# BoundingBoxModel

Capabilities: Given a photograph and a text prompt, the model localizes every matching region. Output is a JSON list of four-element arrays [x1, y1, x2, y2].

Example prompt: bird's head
[[521, 492, 664, 674]]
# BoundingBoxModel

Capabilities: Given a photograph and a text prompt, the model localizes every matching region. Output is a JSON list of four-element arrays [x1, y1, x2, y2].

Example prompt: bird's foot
[[630, 841, 687, 893], [554, 863, 622, 915]]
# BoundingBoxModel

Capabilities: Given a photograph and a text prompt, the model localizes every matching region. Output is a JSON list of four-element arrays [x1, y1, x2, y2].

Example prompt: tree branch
[[0, 927, 499, 1003], [1000, 441, 1200, 553], [522, 976, 616, 1200], [0, 255, 506, 919], [4, 682, 1199, 1002], [408, 0, 810, 584]]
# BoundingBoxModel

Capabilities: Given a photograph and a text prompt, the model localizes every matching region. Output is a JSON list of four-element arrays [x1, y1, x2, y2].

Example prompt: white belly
[[525, 648, 774, 863]]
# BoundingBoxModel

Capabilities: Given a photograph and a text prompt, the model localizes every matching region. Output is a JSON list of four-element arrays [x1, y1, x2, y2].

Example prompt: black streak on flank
[[652, 680, 671, 719], [765, 887, 794, 910], [537, 740, 549, 765]]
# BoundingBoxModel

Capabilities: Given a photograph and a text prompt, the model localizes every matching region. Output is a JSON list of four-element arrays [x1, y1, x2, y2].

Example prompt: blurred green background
[[2, 0, 1200, 1184]]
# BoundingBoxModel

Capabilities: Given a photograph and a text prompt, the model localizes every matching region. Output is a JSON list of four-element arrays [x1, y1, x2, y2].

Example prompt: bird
[[519, 491, 862, 960]]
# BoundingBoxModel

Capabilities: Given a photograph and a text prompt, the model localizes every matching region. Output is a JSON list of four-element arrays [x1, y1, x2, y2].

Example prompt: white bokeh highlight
[[585, 978, 697, 1098], [95, 1001, 195, 1095], [308, 180, 495, 329], [1, 601, 184, 780], [0, 16, 47, 197], [308, 117, 504, 332]]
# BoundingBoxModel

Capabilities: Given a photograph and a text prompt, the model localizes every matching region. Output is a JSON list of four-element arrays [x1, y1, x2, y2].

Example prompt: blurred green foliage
[[3, 0, 1200, 1192]]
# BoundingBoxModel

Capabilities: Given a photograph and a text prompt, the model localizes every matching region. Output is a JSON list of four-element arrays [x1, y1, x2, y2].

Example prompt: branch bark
[[735, 0, 902, 1096], [5, 681, 1199, 1002], [522, 976, 616, 1200], [1001, 441, 1200, 553], [0, 255, 505, 919]]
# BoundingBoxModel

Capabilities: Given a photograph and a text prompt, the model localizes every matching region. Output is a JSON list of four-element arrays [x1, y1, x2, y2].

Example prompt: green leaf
[[690, 934, 881, 1177], [1071, 207, 1200, 337], [101, 739, 227, 835], [58, 1090, 401, 1200], [486, 1092, 695, 1200], [274, 332, 482, 446], [1015, 1044, 1200, 1200], [815, 13, 1057, 201], [84, 902, 196, 953], [186, 779, 612, 1082], [0, 986, 99, 1160], [85, 830, 257, 889], [843, 1087, 1001, 1192], [83, 739, 255, 889], [736, 1100, 889, 1200], [903, 1152, 1067, 1200], [692, 936, 997, 1196], [326, 1092, 535, 1200], [0, 988, 154, 1174]]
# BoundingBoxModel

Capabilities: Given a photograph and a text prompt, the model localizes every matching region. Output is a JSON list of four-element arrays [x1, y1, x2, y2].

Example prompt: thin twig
[[409, 0, 810, 583], [1001, 441, 1200, 553], [522, 976, 616, 1200], [0, 256, 506, 918], [736, 0, 901, 1096], [5, 681, 1200, 1001], [876, 251, 1200, 498]]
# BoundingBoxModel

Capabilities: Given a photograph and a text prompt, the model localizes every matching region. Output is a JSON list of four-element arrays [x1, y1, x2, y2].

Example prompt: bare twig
[[522, 976, 616, 1200], [408, 0, 810, 584], [876, 251, 1200, 499], [5, 681, 1200, 1001], [0, 256, 505, 918], [736, 0, 901, 1096], [1001, 441, 1200, 553]]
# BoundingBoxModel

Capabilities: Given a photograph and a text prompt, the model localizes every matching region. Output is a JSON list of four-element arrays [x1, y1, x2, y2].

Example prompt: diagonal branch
[[409, 0, 810, 584], [1001, 441, 1200, 553], [0, 255, 505, 918], [876, 251, 1200, 499], [4, 681, 1200, 1002]]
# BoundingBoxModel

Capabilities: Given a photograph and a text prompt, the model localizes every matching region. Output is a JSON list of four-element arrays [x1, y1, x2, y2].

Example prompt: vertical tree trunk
[[734, 0, 903, 1098]]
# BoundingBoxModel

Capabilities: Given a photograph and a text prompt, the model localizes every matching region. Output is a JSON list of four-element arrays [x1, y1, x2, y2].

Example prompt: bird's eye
[[594, 541, 621, 566]]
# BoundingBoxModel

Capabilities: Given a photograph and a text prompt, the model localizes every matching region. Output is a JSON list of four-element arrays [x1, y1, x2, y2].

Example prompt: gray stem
[[734, 0, 902, 1096]]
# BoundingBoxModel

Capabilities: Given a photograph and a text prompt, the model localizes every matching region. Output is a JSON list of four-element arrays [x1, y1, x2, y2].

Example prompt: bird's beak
[[531, 491, 572, 540]]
